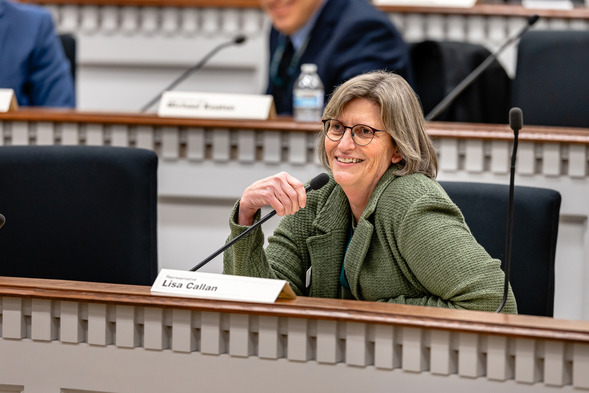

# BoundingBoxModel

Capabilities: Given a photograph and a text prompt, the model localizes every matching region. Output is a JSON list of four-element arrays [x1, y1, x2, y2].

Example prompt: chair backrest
[[439, 181, 561, 316], [58, 33, 76, 86], [512, 30, 589, 128], [410, 40, 511, 124], [0, 146, 158, 285]]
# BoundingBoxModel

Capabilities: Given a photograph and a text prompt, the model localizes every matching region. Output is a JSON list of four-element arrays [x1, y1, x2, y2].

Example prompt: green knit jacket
[[223, 169, 518, 313]]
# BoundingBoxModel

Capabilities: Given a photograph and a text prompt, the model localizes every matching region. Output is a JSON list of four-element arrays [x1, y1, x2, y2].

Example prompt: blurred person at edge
[[0, 0, 75, 107], [262, 0, 413, 116]]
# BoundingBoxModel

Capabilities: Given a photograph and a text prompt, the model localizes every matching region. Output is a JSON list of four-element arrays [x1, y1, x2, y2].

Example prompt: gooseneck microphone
[[140, 35, 248, 113], [496, 107, 522, 313], [425, 15, 539, 121], [190, 173, 330, 272]]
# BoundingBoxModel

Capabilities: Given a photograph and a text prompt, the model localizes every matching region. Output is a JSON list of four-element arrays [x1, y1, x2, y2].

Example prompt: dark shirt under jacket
[[266, 0, 413, 116]]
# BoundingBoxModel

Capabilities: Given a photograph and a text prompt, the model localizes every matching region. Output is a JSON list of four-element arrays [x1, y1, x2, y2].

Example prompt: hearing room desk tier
[[1, 275, 589, 392], [15, 0, 589, 20], [2, 109, 589, 325], [2, 109, 589, 145]]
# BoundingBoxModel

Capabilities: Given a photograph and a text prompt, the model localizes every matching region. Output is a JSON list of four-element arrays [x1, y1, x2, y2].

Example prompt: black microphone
[[140, 35, 248, 113], [190, 173, 330, 272], [425, 15, 539, 122], [0, 214, 5, 229], [496, 107, 522, 313]]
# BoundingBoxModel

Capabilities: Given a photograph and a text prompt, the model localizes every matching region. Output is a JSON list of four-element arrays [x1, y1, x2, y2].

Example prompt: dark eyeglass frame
[[322, 119, 387, 146]]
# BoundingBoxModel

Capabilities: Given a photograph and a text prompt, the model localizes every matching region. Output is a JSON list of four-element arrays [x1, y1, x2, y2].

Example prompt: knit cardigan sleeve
[[222, 171, 517, 314], [221, 201, 311, 296], [376, 175, 517, 313]]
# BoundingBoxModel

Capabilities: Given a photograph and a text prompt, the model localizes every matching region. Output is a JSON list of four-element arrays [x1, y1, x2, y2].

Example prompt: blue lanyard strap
[[340, 226, 353, 290]]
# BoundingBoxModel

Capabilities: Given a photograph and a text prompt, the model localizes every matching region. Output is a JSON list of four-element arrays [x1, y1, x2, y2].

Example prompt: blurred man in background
[[262, 0, 412, 115], [0, 0, 75, 107]]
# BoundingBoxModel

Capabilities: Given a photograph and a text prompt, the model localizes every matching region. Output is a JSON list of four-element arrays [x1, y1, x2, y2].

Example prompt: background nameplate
[[158, 91, 275, 120], [373, 0, 476, 7], [0, 89, 18, 113]]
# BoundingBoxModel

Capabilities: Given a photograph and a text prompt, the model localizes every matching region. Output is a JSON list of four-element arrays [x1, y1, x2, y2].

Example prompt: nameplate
[[0, 89, 18, 113], [373, 0, 476, 6], [158, 91, 275, 120], [522, 0, 573, 9], [150, 269, 296, 303]]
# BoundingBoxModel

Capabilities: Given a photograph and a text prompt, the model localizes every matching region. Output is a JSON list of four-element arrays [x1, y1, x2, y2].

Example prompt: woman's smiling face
[[325, 98, 402, 196]]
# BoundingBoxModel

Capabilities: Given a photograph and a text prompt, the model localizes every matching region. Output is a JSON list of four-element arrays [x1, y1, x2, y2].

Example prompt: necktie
[[276, 37, 295, 87]]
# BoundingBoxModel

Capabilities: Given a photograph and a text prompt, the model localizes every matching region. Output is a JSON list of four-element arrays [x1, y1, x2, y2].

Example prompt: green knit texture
[[223, 169, 517, 314]]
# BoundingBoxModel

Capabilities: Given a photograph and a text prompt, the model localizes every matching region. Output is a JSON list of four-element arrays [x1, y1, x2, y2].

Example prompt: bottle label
[[293, 92, 324, 109]]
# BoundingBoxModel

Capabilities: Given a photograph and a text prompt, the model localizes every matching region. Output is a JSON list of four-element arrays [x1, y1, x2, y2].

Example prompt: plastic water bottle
[[293, 63, 324, 122]]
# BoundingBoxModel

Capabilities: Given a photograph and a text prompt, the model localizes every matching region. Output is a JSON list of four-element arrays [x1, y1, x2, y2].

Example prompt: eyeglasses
[[322, 119, 386, 146]]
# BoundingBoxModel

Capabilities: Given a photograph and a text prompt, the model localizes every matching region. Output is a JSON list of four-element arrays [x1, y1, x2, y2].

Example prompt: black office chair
[[439, 181, 561, 317], [410, 40, 511, 124], [0, 146, 158, 286], [512, 30, 589, 128], [58, 33, 76, 86]]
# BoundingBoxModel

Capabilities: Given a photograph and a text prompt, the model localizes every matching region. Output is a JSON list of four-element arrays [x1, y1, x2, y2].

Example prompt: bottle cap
[[301, 63, 318, 73]]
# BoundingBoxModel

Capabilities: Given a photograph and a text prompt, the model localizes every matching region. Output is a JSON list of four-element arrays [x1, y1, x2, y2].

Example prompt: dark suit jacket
[[266, 0, 413, 115], [0, 0, 75, 107]]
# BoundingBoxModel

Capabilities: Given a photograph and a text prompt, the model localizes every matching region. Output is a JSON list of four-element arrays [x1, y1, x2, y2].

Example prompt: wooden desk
[[1, 110, 589, 320], [1, 276, 589, 392], [2, 107, 589, 145]]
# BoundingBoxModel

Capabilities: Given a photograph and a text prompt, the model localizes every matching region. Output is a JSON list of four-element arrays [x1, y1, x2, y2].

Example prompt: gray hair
[[318, 70, 438, 178]]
